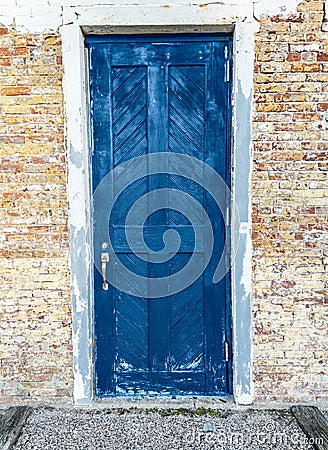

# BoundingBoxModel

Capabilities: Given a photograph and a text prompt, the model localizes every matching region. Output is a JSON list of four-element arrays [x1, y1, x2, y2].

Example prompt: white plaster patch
[[67, 172, 86, 232], [235, 385, 253, 405], [0, 4, 62, 33], [240, 224, 252, 299], [253, 0, 303, 19], [74, 370, 87, 401], [0, 0, 254, 33], [72, 322, 81, 353], [62, 25, 90, 234], [234, 22, 257, 105], [291, 43, 321, 52], [72, 325, 92, 403], [63, 3, 251, 28], [72, 275, 88, 313], [234, 359, 254, 406], [26, 184, 44, 191], [240, 250, 252, 300]]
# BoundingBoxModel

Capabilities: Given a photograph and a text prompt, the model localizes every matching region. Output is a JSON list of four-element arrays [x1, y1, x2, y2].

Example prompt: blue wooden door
[[88, 35, 232, 397]]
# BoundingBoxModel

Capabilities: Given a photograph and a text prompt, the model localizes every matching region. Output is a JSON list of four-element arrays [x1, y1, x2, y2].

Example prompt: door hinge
[[224, 60, 230, 82], [225, 342, 229, 362]]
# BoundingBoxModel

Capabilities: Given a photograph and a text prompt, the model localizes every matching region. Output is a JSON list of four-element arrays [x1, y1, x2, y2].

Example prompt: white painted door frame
[[61, 3, 255, 405]]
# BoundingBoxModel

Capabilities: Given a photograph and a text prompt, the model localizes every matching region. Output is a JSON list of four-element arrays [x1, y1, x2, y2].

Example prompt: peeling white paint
[[72, 275, 88, 313], [0, 0, 314, 35], [253, 0, 303, 19], [232, 22, 254, 406], [235, 385, 253, 405], [291, 43, 321, 52], [62, 25, 93, 405], [74, 370, 87, 401], [72, 324, 93, 402], [67, 176, 86, 231], [71, 274, 80, 300], [0, 0, 254, 33], [72, 324, 80, 356], [240, 225, 252, 298], [234, 22, 258, 100], [63, 3, 252, 28], [0, 5, 62, 33], [59, 5, 255, 405]]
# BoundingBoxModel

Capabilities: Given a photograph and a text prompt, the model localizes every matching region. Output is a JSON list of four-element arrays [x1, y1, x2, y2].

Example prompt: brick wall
[[0, 28, 72, 401], [253, 0, 328, 402]]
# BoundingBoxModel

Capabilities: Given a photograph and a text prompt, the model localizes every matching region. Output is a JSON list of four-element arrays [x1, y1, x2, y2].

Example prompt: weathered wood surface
[[0, 406, 32, 450], [291, 405, 328, 450]]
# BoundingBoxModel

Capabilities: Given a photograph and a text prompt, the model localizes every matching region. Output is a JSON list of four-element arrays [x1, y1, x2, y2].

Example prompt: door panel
[[88, 35, 232, 397]]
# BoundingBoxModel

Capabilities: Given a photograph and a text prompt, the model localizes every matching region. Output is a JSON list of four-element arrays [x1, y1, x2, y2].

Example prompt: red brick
[[0, 47, 28, 56], [317, 103, 328, 111], [0, 87, 30, 96], [0, 58, 11, 66], [317, 52, 328, 61], [287, 52, 301, 61], [300, 207, 316, 214]]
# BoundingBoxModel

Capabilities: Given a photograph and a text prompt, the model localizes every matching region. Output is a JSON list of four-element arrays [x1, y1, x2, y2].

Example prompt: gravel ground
[[13, 407, 316, 450]]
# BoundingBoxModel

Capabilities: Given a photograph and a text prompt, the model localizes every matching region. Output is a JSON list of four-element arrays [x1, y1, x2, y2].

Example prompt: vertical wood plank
[[148, 64, 171, 372], [89, 44, 116, 395], [203, 41, 229, 394]]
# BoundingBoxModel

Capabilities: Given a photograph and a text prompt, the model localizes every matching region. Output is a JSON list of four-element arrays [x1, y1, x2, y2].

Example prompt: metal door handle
[[101, 253, 109, 290]]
